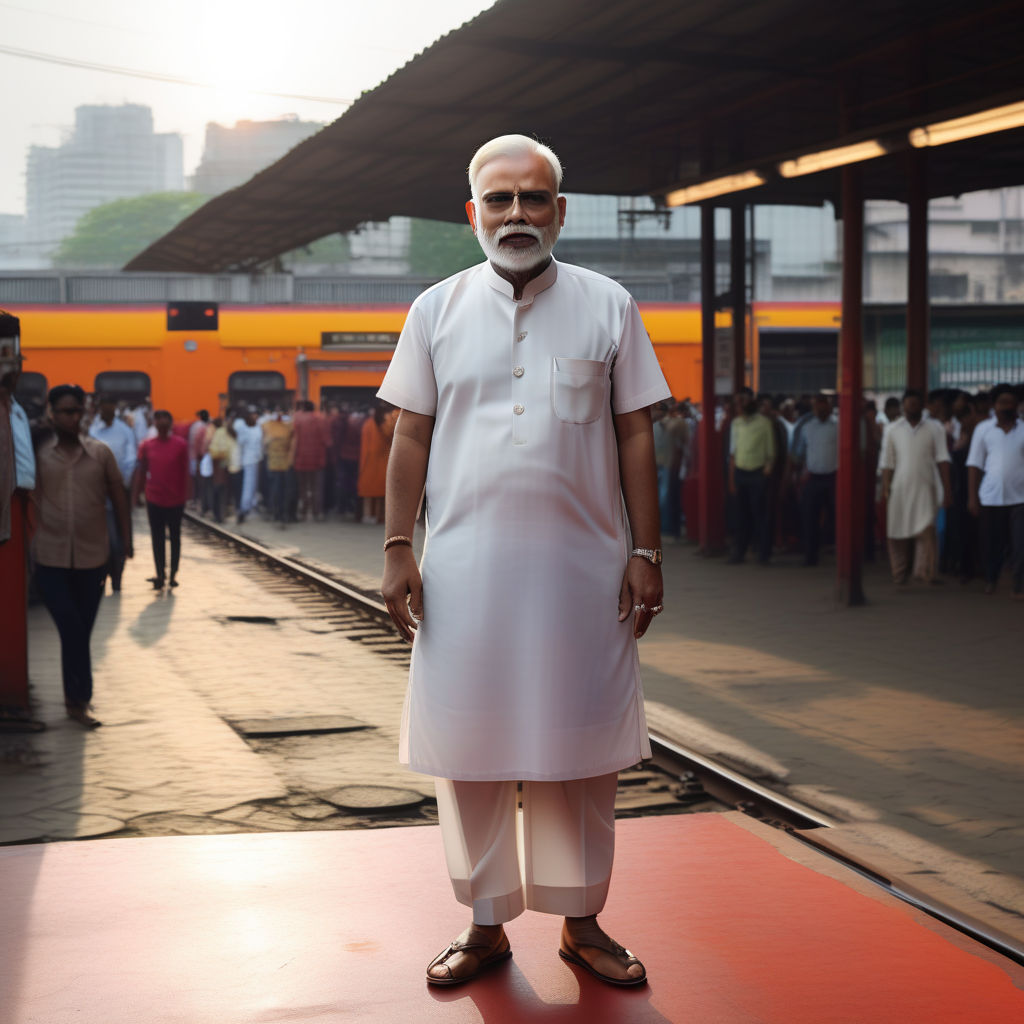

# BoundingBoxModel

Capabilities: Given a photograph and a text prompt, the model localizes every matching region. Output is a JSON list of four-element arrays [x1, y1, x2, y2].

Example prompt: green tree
[[406, 218, 482, 277], [54, 192, 208, 267], [281, 233, 350, 265]]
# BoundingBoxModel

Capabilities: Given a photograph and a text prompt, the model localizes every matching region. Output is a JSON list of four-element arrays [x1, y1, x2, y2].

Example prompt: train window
[[94, 371, 151, 404], [321, 332, 399, 349], [228, 371, 286, 394], [319, 386, 383, 409], [228, 371, 288, 411], [15, 371, 47, 419], [758, 330, 838, 394]]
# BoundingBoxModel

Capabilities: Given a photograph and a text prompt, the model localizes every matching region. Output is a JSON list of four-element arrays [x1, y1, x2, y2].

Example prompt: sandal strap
[[452, 932, 505, 953], [429, 933, 508, 980], [570, 937, 640, 965]]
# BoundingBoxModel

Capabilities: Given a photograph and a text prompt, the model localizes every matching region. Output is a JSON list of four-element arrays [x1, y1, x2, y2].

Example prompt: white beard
[[476, 218, 561, 273]]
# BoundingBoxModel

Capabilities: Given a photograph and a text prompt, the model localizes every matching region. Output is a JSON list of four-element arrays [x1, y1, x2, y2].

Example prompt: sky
[[0, 0, 494, 216]]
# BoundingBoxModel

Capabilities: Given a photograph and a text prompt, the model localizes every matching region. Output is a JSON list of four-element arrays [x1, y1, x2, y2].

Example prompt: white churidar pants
[[435, 773, 618, 926], [240, 463, 258, 514]]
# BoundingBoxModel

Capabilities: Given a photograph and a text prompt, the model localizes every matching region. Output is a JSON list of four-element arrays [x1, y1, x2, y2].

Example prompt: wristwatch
[[630, 547, 663, 565]]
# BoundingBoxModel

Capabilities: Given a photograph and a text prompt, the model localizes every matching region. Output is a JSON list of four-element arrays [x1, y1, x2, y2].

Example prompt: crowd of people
[[0, 379, 403, 728], [4, 370, 1022, 731], [655, 382, 1024, 597], [171, 399, 398, 529]]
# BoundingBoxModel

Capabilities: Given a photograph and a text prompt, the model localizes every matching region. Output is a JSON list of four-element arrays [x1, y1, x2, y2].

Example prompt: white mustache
[[491, 224, 543, 243]]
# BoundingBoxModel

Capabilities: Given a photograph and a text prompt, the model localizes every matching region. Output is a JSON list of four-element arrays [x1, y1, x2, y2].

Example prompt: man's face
[[466, 152, 566, 274], [99, 399, 116, 424], [903, 395, 923, 420], [994, 392, 1017, 422], [814, 397, 831, 420], [154, 413, 172, 437], [51, 394, 84, 439], [734, 392, 756, 416]]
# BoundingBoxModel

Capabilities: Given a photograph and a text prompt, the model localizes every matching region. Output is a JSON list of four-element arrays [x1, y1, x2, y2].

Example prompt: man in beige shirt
[[33, 384, 131, 727]]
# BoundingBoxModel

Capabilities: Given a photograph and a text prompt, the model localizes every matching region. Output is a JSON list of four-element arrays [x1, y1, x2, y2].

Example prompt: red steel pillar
[[698, 204, 725, 553], [0, 488, 30, 713], [836, 166, 866, 605], [907, 150, 929, 393]]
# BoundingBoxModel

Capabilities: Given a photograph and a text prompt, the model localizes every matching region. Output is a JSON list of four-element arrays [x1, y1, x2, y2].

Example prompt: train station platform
[[3, 812, 1022, 1023], [216, 513, 1024, 951]]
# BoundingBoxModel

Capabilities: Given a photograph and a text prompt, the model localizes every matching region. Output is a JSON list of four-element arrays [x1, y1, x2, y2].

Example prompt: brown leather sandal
[[425, 931, 512, 986], [558, 937, 647, 987]]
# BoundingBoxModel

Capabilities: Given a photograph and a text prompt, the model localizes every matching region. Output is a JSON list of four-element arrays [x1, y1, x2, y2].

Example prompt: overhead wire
[[0, 43, 352, 105]]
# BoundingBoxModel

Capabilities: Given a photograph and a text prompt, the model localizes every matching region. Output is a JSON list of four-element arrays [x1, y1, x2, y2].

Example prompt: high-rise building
[[190, 116, 323, 196], [25, 104, 183, 260]]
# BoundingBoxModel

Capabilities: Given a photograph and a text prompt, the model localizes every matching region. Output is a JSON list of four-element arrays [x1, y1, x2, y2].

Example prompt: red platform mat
[[1, 813, 1021, 1022]]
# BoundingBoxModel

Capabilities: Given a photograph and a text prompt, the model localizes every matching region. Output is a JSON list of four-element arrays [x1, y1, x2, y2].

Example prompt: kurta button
[[513, 366, 525, 378], [513, 403, 525, 415], [517, 332, 527, 341]]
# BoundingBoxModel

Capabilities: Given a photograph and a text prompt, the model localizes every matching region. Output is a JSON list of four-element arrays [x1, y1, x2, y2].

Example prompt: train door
[[757, 329, 838, 394], [227, 370, 291, 414]]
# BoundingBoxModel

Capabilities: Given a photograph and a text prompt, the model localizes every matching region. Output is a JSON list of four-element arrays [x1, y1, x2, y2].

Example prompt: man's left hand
[[617, 558, 663, 639]]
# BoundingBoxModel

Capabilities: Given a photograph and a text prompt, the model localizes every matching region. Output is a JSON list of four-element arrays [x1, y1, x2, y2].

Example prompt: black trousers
[[147, 502, 184, 583], [733, 468, 771, 563], [800, 472, 836, 565], [34, 564, 105, 708], [980, 503, 1024, 592]]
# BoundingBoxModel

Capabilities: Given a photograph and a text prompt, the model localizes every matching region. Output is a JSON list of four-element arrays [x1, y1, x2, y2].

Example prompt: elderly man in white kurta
[[379, 135, 669, 988], [880, 388, 951, 585]]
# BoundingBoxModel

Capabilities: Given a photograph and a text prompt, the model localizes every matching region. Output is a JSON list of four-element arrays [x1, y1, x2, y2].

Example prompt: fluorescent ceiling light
[[909, 100, 1024, 148], [665, 171, 765, 206], [778, 140, 888, 178]]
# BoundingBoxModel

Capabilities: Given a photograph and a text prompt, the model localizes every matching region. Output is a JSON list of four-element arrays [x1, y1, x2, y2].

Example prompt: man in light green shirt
[[728, 387, 776, 563]]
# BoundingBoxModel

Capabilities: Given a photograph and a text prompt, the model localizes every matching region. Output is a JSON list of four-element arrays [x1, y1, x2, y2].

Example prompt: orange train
[[10, 301, 842, 417]]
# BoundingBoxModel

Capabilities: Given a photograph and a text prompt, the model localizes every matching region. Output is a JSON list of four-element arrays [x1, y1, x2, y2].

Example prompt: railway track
[[184, 510, 1023, 967]]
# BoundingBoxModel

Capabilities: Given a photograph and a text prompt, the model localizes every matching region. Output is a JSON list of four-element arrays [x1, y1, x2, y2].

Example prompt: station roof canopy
[[125, 0, 1024, 273]]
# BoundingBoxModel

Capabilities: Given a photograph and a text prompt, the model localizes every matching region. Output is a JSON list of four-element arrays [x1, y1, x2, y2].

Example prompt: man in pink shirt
[[187, 409, 210, 508], [132, 410, 190, 591], [290, 400, 330, 521]]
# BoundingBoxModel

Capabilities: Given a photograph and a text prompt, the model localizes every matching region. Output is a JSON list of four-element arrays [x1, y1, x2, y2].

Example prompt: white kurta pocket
[[551, 357, 608, 424]]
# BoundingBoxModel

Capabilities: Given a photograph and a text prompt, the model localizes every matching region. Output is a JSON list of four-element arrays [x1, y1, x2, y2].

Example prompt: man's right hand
[[381, 546, 423, 643], [968, 496, 980, 518]]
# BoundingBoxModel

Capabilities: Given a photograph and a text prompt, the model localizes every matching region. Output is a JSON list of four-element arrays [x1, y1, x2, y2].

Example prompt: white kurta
[[879, 417, 950, 539], [377, 259, 671, 782]]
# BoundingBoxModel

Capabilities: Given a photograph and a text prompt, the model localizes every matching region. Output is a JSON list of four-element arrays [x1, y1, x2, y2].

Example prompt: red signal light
[[166, 301, 218, 330]]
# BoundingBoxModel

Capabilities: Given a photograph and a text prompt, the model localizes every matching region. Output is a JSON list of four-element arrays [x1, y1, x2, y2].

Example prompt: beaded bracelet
[[383, 535, 413, 552]]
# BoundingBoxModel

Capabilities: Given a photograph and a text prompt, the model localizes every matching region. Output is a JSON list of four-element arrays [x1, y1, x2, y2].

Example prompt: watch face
[[653, 550, 663, 564]]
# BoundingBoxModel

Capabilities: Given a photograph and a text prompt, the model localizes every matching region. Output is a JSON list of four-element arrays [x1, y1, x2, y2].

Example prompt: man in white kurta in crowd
[[378, 135, 669, 988], [232, 407, 263, 524], [880, 388, 951, 585], [88, 395, 137, 593], [967, 383, 1024, 598]]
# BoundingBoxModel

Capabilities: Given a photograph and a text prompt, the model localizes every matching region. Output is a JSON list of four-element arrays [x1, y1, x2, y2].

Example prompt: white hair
[[468, 135, 563, 198]]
